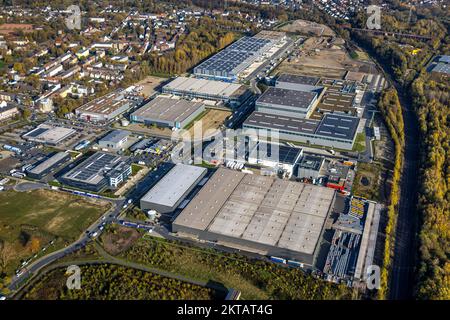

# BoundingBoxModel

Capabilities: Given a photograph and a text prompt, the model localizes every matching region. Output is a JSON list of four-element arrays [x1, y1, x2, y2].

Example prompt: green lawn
[[0, 190, 110, 277], [352, 132, 366, 152], [131, 163, 144, 176]]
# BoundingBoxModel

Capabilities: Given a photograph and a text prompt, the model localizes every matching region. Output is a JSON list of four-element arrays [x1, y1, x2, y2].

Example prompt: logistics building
[[193, 31, 286, 82], [243, 112, 360, 150], [140, 164, 207, 213], [173, 168, 336, 265], [130, 96, 205, 129], [255, 87, 320, 119], [75, 89, 135, 122], [23, 124, 77, 146], [98, 130, 130, 150], [162, 77, 250, 107], [27, 152, 70, 179], [59, 152, 131, 192], [247, 143, 303, 177], [275, 74, 322, 92]]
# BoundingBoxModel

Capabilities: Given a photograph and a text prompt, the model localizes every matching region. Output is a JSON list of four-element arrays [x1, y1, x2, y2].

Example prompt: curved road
[[7, 194, 126, 292]]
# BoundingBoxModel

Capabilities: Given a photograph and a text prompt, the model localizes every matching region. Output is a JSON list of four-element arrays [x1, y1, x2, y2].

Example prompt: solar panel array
[[25, 127, 48, 138], [194, 36, 272, 79], [256, 143, 302, 165], [67, 152, 118, 182]]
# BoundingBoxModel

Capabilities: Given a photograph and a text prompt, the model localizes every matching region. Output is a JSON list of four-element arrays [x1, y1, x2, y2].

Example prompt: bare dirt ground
[[134, 76, 169, 98], [275, 36, 370, 78], [187, 109, 231, 138], [278, 19, 335, 37]]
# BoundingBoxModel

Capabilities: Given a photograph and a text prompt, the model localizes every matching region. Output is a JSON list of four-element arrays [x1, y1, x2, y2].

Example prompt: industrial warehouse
[[75, 89, 135, 122], [98, 130, 130, 150], [241, 72, 362, 150], [22, 124, 77, 146], [172, 168, 336, 266], [140, 164, 207, 213], [255, 87, 320, 118], [59, 152, 131, 192], [247, 143, 304, 177], [193, 31, 287, 82], [161, 76, 250, 108], [130, 96, 205, 129], [243, 112, 360, 150], [26, 152, 70, 179]]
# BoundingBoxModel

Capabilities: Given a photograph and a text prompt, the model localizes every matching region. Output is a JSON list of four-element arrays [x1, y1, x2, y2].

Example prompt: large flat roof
[[276, 74, 320, 86], [23, 124, 76, 144], [76, 89, 130, 115], [194, 36, 272, 75], [244, 111, 319, 135], [62, 152, 123, 185], [244, 112, 359, 142], [257, 87, 317, 110], [163, 77, 246, 98], [315, 114, 359, 141], [141, 164, 207, 208], [432, 62, 450, 75], [99, 130, 130, 144], [131, 96, 204, 123], [28, 152, 69, 175], [310, 91, 356, 120], [174, 168, 335, 255], [249, 143, 303, 165]]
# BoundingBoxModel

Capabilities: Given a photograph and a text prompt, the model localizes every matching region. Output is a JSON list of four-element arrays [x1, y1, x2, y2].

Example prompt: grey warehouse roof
[[140, 164, 207, 208], [174, 168, 335, 255], [99, 130, 130, 144], [315, 114, 359, 141], [277, 74, 320, 86], [131, 96, 204, 123], [28, 152, 69, 175], [244, 112, 360, 142], [257, 87, 317, 110], [244, 112, 319, 135], [438, 55, 450, 64]]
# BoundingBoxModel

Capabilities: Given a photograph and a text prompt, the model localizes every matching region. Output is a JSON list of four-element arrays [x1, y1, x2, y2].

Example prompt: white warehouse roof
[[163, 76, 246, 98], [140, 164, 207, 209]]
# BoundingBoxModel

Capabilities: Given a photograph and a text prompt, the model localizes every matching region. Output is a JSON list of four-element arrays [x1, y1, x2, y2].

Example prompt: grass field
[[353, 132, 366, 152], [120, 235, 352, 300], [0, 190, 110, 277], [352, 162, 382, 201]]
